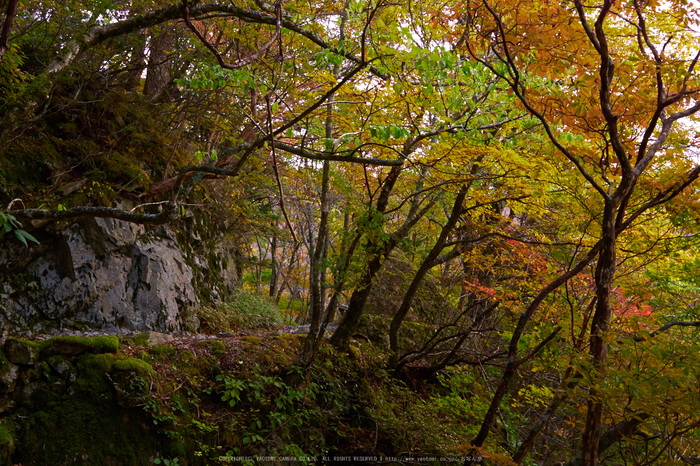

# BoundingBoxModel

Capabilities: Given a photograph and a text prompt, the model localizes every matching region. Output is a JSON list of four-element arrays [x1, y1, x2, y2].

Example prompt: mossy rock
[[240, 335, 261, 346], [46, 355, 77, 383], [13, 350, 160, 464], [178, 350, 196, 366], [15, 397, 158, 465], [39, 336, 119, 359], [197, 340, 226, 356], [136, 350, 153, 362], [71, 354, 118, 396], [112, 358, 154, 376], [0, 356, 19, 394], [149, 345, 177, 362], [3, 339, 39, 365], [269, 334, 302, 366], [120, 333, 150, 347], [348, 345, 361, 361], [0, 418, 16, 466], [273, 333, 303, 350]]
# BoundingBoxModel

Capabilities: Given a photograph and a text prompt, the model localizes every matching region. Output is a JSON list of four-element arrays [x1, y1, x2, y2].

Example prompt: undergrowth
[[7, 331, 521, 465], [198, 290, 284, 333]]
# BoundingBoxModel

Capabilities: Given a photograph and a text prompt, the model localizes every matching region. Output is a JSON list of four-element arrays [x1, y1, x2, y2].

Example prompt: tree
[[3, 1, 700, 463], [461, 0, 700, 462], [0, 0, 18, 62], [0, 0, 404, 230]]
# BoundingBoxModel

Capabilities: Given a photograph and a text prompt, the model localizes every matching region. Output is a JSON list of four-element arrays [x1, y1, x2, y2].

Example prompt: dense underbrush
[[0, 330, 522, 466]]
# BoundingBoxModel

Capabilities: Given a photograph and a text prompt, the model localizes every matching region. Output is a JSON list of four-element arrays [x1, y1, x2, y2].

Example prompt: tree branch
[[182, 0, 282, 70], [0, 0, 18, 62]]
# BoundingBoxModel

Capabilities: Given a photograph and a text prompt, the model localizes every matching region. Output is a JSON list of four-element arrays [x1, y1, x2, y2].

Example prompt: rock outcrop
[[0, 213, 241, 336]]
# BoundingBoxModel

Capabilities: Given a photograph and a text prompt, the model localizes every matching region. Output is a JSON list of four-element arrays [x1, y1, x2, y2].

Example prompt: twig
[[266, 95, 298, 243]]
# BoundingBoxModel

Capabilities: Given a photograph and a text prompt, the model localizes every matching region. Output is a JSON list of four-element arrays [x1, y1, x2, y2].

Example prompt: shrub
[[198, 291, 284, 333]]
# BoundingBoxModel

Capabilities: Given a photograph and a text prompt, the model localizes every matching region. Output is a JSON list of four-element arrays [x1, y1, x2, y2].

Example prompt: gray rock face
[[0, 214, 238, 336], [0, 361, 19, 392]]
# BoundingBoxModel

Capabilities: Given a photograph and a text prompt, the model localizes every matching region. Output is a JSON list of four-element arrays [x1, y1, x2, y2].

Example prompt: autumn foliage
[[1, 0, 700, 463]]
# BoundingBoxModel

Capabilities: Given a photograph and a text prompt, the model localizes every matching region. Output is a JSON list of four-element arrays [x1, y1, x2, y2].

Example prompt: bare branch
[[573, 0, 601, 53], [273, 141, 402, 166], [43, 2, 386, 78], [515, 326, 561, 366], [8, 205, 174, 225], [182, 0, 282, 70], [266, 95, 298, 243]]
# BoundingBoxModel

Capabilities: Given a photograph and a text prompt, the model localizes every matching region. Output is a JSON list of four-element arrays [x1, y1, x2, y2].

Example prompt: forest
[[1, 0, 700, 464]]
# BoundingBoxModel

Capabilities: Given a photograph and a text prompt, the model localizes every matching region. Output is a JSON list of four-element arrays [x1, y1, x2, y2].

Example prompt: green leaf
[[16, 229, 38, 245]]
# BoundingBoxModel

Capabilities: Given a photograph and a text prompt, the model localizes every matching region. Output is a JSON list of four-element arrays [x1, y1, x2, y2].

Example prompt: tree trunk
[[566, 414, 650, 466], [318, 228, 363, 340], [388, 185, 467, 367], [296, 159, 330, 366], [329, 164, 403, 350], [0, 0, 18, 63], [269, 235, 278, 298], [296, 2, 347, 359], [144, 25, 174, 99], [471, 243, 601, 447], [329, 252, 388, 350], [581, 200, 617, 466]]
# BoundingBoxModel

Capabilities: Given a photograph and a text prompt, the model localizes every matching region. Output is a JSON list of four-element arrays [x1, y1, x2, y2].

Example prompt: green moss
[[269, 334, 302, 366], [39, 336, 119, 359], [179, 350, 195, 366], [71, 354, 115, 396], [197, 340, 226, 356], [16, 397, 158, 465], [240, 336, 261, 345], [112, 358, 155, 376], [0, 419, 14, 444], [96, 353, 116, 373], [348, 345, 361, 360], [0, 418, 16, 465], [273, 333, 302, 350], [149, 345, 177, 361], [191, 355, 218, 378], [4, 337, 38, 349], [14, 348, 161, 465], [133, 333, 151, 346]]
